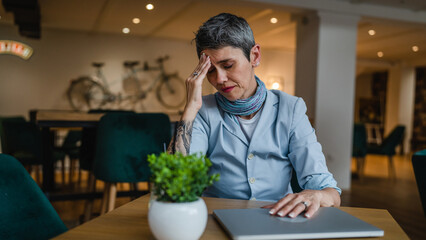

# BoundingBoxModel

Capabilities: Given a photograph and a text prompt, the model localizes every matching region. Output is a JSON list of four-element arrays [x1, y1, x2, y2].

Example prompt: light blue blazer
[[190, 90, 340, 201]]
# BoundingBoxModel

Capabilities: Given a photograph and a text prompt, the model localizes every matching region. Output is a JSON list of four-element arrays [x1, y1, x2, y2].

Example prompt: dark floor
[[47, 154, 426, 239], [342, 154, 426, 240]]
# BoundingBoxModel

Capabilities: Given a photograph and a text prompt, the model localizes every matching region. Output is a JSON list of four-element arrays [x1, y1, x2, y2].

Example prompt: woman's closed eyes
[[208, 64, 233, 74]]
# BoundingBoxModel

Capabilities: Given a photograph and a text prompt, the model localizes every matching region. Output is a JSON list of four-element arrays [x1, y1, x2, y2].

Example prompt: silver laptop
[[213, 207, 384, 239]]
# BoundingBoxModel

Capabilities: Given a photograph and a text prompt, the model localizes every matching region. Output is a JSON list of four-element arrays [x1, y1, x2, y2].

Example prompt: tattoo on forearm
[[167, 120, 193, 155]]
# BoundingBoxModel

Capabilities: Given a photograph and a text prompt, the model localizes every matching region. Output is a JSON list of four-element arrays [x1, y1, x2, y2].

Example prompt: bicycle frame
[[68, 56, 185, 111]]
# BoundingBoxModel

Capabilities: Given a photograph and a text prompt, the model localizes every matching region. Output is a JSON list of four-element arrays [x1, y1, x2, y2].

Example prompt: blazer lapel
[[222, 110, 249, 147], [249, 91, 279, 146]]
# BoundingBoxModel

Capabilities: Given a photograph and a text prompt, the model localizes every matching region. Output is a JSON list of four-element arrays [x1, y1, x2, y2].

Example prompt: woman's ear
[[250, 44, 261, 68]]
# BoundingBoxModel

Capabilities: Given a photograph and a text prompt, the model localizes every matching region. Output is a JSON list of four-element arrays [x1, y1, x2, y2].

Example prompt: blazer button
[[249, 177, 256, 184], [248, 153, 254, 160]]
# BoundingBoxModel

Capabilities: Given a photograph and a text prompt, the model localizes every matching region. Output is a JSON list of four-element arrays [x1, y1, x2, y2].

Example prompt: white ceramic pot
[[148, 198, 208, 240]]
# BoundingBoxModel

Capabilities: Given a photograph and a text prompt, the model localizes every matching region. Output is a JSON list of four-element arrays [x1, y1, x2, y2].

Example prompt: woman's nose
[[215, 69, 228, 84]]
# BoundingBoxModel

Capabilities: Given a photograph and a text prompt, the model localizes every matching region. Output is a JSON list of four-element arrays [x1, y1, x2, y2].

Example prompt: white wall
[[0, 26, 196, 116], [256, 49, 295, 95], [385, 64, 415, 153], [0, 25, 294, 118]]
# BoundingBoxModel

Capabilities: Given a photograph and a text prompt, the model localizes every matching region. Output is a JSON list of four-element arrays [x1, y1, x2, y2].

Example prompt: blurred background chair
[[80, 110, 134, 221], [0, 116, 26, 153], [352, 123, 368, 179], [56, 130, 82, 186], [0, 153, 67, 239], [367, 125, 405, 179], [92, 112, 171, 214], [412, 149, 426, 217], [1, 117, 66, 185]]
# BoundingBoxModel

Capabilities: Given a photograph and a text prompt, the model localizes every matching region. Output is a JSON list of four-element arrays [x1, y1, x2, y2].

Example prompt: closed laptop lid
[[213, 207, 384, 240]]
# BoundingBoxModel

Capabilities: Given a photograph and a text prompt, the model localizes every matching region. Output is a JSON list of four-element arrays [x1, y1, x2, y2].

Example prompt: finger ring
[[193, 72, 199, 76], [300, 201, 308, 210]]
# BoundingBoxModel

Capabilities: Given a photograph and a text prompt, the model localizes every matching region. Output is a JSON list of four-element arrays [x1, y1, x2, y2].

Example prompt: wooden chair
[[92, 112, 171, 214]]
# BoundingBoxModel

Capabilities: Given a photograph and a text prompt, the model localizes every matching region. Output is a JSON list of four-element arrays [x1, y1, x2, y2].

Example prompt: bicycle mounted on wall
[[67, 56, 186, 111]]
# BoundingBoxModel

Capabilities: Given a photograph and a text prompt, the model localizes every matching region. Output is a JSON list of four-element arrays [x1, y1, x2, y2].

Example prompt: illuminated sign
[[0, 40, 33, 60]]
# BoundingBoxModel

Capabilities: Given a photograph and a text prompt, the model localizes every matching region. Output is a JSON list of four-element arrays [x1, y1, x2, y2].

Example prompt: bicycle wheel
[[156, 75, 186, 109], [67, 77, 108, 111]]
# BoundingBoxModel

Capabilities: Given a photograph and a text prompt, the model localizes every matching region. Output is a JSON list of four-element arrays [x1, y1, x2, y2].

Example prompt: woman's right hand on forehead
[[181, 52, 211, 121]]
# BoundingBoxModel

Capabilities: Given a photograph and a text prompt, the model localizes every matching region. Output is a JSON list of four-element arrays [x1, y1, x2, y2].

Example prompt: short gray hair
[[194, 13, 255, 61]]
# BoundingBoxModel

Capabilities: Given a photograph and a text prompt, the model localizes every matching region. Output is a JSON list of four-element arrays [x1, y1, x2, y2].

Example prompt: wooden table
[[54, 194, 409, 240]]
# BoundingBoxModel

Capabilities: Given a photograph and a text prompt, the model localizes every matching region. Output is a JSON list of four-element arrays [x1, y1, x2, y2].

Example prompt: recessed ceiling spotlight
[[368, 29, 376, 36], [377, 51, 384, 58], [412, 46, 419, 52], [270, 17, 278, 24], [132, 18, 140, 24], [122, 27, 130, 34], [146, 4, 154, 10]]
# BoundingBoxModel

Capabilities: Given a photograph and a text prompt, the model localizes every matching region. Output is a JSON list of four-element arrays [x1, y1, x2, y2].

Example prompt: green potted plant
[[147, 152, 219, 240]]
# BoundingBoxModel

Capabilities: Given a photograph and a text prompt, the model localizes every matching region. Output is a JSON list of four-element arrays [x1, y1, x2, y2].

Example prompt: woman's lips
[[221, 86, 235, 93]]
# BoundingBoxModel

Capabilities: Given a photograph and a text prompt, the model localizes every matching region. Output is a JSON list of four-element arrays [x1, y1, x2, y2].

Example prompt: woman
[[169, 13, 341, 219]]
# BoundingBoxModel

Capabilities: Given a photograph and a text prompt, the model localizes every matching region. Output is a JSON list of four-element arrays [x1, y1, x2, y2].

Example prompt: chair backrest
[[79, 110, 135, 171], [352, 123, 368, 157], [0, 116, 26, 153], [380, 125, 405, 155], [0, 154, 67, 239], [412, 150, 426, 217], [62, 130, 82, 150], [93, 112, 171, 183], [1, 120, 43, 164]]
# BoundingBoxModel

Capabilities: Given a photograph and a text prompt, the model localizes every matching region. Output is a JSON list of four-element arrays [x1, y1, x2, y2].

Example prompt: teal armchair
[[412, 150, 426, 217], [0, 154, 67, 239]]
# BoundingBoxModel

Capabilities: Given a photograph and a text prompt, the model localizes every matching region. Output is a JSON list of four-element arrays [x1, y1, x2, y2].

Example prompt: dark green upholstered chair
[[0, 116, 26, 154], [412, 149, 426, 217], [1, 118, 44, 183], [1, 119, 66, 184], [352, 123, 368, 179], [367, 125, 405, 179], [0, 154, 67, 239], [80, 110, 134, 221], [93, 112, 171, 214], [79, 110, 134, 175]]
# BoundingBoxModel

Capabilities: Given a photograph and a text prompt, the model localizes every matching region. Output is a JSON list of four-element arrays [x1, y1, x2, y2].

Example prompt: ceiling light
[[122, 28, 130, 34], [146, 4, 154, 10], [368, 29, 376, 36], [272, 82, 280, 89], [377, 51, 384, 58], [132, 18, 140, 24], [270, 18, 278, 24], [412, 46, 419, 52]]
